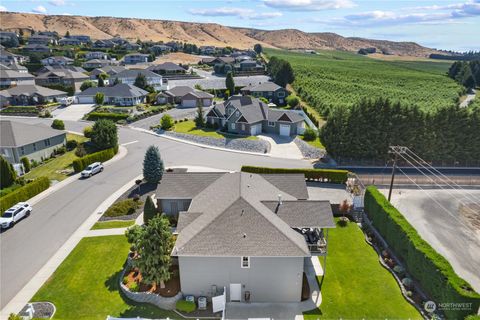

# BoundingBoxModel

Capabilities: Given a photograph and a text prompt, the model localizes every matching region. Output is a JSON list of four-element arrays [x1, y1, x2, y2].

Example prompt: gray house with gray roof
[[156, 171, 335, 303], [206, 96, 305, 136], [76, 83, 148, 106]]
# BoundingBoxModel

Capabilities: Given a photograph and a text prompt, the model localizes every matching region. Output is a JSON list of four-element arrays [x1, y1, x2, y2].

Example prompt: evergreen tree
[[226, 71, 235, 95], [143, 196, 158, 225], [126, 215, 173, 288], [254, 44, 263, 55], [143, 145, 164, 184], [91, 119, 118, 150], [80, 80, 96, 91], [134, 73, 148, 89], [98, 77, 105, 87], [194, 104, 205, 127], [0, 156, 16, 189], [65, 30, 70, 38], [94, 92, 104, 105], [113, 77, 121, 85]]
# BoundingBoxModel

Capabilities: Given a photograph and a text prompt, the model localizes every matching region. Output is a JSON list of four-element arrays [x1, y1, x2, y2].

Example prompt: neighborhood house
[[76, 83, 148, 106], [0, 84, 67, 107], [156, 86, 213, 108]]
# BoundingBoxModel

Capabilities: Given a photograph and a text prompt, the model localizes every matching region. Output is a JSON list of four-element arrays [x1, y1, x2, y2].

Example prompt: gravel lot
[[162, 131, 270, 153], [379, 187, 480, 293]]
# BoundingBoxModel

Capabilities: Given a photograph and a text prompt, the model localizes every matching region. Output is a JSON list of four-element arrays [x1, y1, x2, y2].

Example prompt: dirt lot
[[153, 52, 206, 65]]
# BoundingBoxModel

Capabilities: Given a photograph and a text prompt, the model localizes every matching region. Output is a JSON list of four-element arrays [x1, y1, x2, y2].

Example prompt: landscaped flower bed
[[122, 265, 180, 298]]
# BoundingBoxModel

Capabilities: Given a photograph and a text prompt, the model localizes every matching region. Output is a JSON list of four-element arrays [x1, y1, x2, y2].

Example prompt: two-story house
[[111, 69, 164, 90], [240, 82, 289, 105], [122, 53, 149, 65]]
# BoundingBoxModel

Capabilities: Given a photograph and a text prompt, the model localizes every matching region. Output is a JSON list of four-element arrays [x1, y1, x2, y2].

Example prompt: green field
[[266, 49, 462, 113]]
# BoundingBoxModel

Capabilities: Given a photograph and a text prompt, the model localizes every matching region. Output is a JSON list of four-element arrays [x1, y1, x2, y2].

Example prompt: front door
[[229, 283, 242, 302]]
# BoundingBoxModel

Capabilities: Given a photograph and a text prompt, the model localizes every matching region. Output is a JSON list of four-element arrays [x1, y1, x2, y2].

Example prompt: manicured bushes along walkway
[[0, 177, 49, 213]]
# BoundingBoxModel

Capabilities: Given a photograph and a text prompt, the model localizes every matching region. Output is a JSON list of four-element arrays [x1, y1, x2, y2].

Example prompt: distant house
[[206, 96, 304, 136], [82, 59, 119, 69], [28, 34, 55, 45], [0, 120, 67, 165], [41, 56, 74, 66], [76, 83, 148, 106], [89, 66, 126, 80], [35, 69, 89, 93], [23, 44, 51, 53], [122, 42, 140, 51], [93, 39, 116, 49], [150, 45, 171, 55], [235, 60, 265, 73], [240, 82, 288, 105], [0, 62, 28, 73], [202, 56, 235, 67], [0, 84, 67, 107], [0, 66, 35, 88], [147, 62, 186, 76], [111, 69, 164, 90], [58, 37, 81, 46], [122, 53, 149, 65], [37, 65, 87, 74], [199, 46, 216, 55], [0, 32, 19, 47], [110, 37, 128, 46], [157, 171, 335, 303], [85, 51, 109, 60], [156, 86, 213, 107], [70, 35, 91, 43], [0, 49, 27, 64], [165, 41, 181, 51]]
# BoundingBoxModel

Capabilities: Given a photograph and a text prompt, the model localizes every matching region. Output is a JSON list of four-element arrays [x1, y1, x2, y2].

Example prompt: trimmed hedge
[[103, 198, 142, 217], [72, 146, 118, 172], [86, 112, 129, 122], [0, 177, 50, 213], [241, 166, 349, 184], [0, 106, 39, 115], [364, 186, 480, 319]]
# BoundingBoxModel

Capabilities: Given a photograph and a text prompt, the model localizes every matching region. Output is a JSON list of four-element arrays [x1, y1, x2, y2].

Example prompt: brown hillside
[[0, 12, 440, 57]]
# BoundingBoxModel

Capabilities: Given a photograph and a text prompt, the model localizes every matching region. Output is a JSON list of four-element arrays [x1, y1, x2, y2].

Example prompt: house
[[0, 84, 67, 107], [234, 60, 265, 73], [150, 45, 171, 55], [28, 34, 55, 45], [0, 32, 19, 47], [156, 171, 335, 303], [111, 69, 164, 90], [199, 46, 216, 55], [156, 86, 213, 107], [0, 49, 27, 64], [37, 31, 58, 38], [40, 56, 74, 66], [85, 51, 109, 60], [35, 69, 89, 93], [147, 62, 186, 76], [0, 66, 35, 88], [82, 59, 119, 69], [93, 39, 116, 49], [157, 87, 213, 108], [0, 62, 28, 73], [89, 66, 126, 80], [202, 56, 235, 67], [206, 96, 304, 136], [0, 120, 67, 165], [76, 83, 148, 106], [23, 44, 51, 53], [58, 37, 81, 46], [122, 42, 140, 51], [110, 37, 128, 46], [36, 65, 87, 75], [240, 82, 288, 105], [70, 35, 91, 43], [165, 41, 182, 51], [122, 53, 149, 65]]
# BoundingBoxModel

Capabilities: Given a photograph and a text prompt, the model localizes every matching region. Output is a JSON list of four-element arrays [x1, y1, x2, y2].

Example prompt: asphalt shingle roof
[[241, 82, 282, 92], [260, 174, 309, 200], [0, 84, 67, 98], [148, 62, 185, 72], [0, 120, 65, 148], [155, 172, 224, 199], [76, 83, 148, 98], [262, 200, 336, 228]]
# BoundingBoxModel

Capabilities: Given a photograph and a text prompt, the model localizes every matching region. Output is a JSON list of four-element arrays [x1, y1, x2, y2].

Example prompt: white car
[[0, 202, 32, 229], [81, 162, 104, 178]]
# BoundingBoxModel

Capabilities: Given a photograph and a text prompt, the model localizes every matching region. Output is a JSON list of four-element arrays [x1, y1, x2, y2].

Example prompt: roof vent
[[278, 194, 283, 205], [243, 233, 247, 238], [241, 209, 244, 216]]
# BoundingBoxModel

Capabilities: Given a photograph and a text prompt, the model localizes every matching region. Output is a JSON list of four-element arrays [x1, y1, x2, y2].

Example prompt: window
[[268, 121, 275, 127], [32, 143, 37, 151], [241, 256, 250, 268], [231, 123, 236, 130], [277, 91, 285, 98], [241, 124, 245, 131], [20, 147, 24, 155], [235, 111, 240, 117], [170, 202, 178, 214], [44, 139, 51, 147]]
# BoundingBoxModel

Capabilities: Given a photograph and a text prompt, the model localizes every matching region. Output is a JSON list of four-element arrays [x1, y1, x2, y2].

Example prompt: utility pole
[[388, 146, 407, 202]]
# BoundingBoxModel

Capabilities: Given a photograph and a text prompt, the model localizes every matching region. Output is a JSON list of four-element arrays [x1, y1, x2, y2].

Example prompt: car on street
[[1, 202, 32, 230], [80, 162, 104, 178]]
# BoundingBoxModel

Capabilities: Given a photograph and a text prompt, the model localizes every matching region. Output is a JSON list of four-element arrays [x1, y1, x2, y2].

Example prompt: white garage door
[[279, 124, 291, 136], [77, 96, 94, 104], [182, 99, 196, 108], [250, 123, 261, 136]]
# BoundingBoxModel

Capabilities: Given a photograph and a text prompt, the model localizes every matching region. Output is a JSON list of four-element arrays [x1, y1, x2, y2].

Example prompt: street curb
[[0, 172, 143, 318]]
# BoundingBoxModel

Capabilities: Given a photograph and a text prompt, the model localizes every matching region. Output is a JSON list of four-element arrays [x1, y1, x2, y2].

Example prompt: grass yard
[[173, 120, 257, 140], [302, 136, 325, 149], [91, 220, 135, 230], [24, 134, 88, 181], [304, 220, 421, 319], [31, 235, 178, 320]]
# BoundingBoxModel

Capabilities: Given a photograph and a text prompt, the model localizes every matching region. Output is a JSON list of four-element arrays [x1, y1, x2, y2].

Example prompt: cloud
[[263, 0, 356, 11], [0, 5, 7, 12], [32, 5, 47, 13], [49, 0, 66, 6], [329, 0, 480, 27], [189, 7, 283, 20]]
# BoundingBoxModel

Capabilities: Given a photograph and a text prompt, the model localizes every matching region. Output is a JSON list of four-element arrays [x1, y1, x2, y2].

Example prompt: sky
[[0, 0, 479, 51]]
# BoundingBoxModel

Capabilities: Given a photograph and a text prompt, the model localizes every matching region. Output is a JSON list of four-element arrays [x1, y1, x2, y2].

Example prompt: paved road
[[0, 117, 311, 309]]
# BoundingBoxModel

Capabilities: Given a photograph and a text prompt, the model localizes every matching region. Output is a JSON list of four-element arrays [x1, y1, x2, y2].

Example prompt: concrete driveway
[[52, 104, 95, 121], [258, 134, 304, 160]]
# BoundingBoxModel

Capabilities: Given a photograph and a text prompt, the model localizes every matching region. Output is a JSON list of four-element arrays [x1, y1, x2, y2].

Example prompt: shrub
[[176, 300, 196, 313], [55, 146, 66, 155], [160, 114, 174, 130], [66, 139, 78, 151], [72, 147, 117, 172], [393, 265, 405, 276], [286, 95, 300, 108], [241, 166, 349, 184], [143, 196, 158, 225], [83, 126, 93, 138], [103, 198, 142, 217], [75, 144, 87, 157], [122, 276, 129, 285], [51, 119, 65, 130], [303, 128, 317, 141], [0, 177, 50, 213], [129, 282, 139, 292], [0, 106, 38, 115], [0, 156, 16, 189], [20, 157, 31, 173], [91, 119, 118, 150], [365, 186, 480, 319], [86, 112, 129, 122]]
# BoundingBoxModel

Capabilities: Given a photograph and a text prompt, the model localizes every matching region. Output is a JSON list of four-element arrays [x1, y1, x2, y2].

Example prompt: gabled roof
[[76, 83, 148, 98], [183, 91, 214, 99], [226, 96, 268, 124], [241, 82, 283, 92], [113, 69, 161, 79], [0, 120, 65, 148], [90, 66, 126, 75], [156, 172, 224, 199], [260, 174, 309, 200], [267, 109, 304, 123], [172, 172, 311, 257], [262, 200, 335, 229], [148, 62, 185, 72], [36, 69, 88, 81], [163, 86, 194, 97], [0, 67, 34, 80], [37, 65, 87, 74], [0, 84, 67, 98]]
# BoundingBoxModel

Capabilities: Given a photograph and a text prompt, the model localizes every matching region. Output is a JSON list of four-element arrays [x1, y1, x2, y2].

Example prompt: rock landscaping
[[162, 131, 270, 153], [294, 137, 325, 159], [19, 302, 55, 319]]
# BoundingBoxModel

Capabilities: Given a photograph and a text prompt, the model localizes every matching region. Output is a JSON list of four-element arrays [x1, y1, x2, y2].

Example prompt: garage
[[250, 123, 261, 136], [279, 124, 291, 136], [76, 96, 94, 104], [181, 99, 197, 108]]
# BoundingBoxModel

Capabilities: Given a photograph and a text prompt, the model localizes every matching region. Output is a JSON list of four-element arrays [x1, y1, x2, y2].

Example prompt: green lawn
[[91, 220, 135, 230], [304, 220, 421, 319], [24, 134, 88, 181], [31, 236, 178, 320], [173, 120, 257, 140], [302, 136, 325, 149]]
